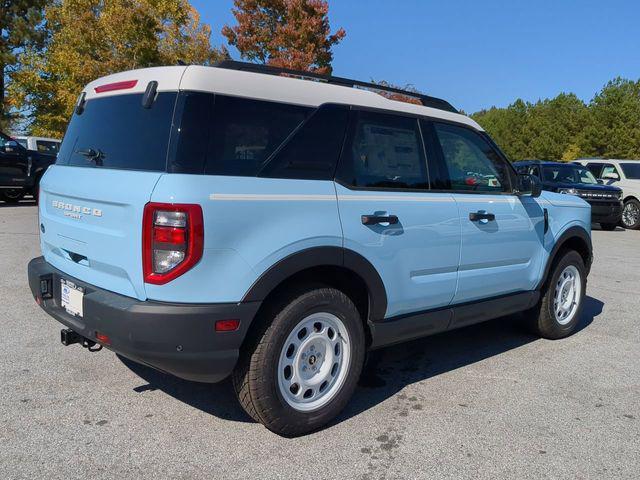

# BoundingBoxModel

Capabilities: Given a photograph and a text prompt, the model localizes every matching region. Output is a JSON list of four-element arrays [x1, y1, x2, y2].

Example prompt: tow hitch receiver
[[60, 328, 102, 352]]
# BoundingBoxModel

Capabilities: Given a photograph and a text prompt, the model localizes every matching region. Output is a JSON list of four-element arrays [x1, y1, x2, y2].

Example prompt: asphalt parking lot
[[1, 201, 638, 480]]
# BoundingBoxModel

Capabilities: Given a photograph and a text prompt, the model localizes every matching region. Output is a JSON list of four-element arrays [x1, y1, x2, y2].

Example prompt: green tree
[[10, 0, 222, 137], [222, 0, 345, 74], [523, 93, 589, 160], [472, 99, 529, 160], [0, 0, 47, 130], [472, 94, 589, 161], [578, 78, 640, 159]]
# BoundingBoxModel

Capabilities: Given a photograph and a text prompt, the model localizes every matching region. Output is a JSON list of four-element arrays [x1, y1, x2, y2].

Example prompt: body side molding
[[370, 291, 540, 349]]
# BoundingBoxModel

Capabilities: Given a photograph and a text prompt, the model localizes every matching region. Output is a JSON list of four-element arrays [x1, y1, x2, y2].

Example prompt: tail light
[[143, 203, 204, 285]]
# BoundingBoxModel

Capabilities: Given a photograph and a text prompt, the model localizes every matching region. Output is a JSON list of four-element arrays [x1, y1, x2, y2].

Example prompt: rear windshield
[[56, 90, 345, 179], [57, 92, 177, 171], [620, 162, 640, 179]]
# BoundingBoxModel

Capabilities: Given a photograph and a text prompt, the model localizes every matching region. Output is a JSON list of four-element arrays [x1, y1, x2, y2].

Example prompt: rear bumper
[[28, 256, 260, 383], [590, 201, 623, 224]]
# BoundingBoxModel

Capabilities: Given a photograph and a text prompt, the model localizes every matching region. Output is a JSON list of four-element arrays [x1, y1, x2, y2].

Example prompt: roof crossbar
[[213, 60, 458, 113]]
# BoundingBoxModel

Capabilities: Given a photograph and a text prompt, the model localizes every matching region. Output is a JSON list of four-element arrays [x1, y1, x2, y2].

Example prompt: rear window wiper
[[76, 148, 105, 166]]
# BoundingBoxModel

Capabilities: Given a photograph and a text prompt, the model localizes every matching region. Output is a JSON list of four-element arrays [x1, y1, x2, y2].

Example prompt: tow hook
[[60, 328, 103, 352]]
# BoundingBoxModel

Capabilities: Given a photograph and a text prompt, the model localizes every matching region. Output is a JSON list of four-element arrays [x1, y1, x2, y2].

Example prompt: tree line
[[2, 0, 639, 162], [471, 78, 640, 161]]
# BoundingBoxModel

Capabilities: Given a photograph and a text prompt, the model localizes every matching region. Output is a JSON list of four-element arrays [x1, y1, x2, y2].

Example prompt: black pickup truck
[[1, 131, 56, 203]]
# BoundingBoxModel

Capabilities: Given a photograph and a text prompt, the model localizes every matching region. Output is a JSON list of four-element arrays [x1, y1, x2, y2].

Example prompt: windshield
[[620, 162, 640, 179], [57, 92, 177, 171], [542, 165, 598, 185]]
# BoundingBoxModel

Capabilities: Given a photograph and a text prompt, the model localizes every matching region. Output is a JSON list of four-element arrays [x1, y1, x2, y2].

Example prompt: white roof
[[577, 158, 640, 164], [83, 65, 483, 131], [13, 135, 60, 142]]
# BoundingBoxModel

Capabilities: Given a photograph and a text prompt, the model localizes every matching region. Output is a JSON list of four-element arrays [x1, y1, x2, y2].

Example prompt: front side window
[[586, 163, 604, 177], [15, 139, 28, 149], [337, 110, 428, 189], [601, 164, 621, 179], [433, 123, 509, 192], [620, 162, 640, 179]]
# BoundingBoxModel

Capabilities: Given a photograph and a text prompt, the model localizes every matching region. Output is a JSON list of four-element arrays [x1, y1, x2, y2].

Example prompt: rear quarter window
[[57, 92, 177, 171], [620, 162, 640, 179], [170, 93, 318, 177]]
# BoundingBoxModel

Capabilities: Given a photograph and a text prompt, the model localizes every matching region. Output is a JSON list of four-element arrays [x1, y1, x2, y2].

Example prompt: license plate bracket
[[60, 279, 84, 317]]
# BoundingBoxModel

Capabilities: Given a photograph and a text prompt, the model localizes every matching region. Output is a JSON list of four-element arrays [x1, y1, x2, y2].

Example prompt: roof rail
[[213, 60, 458, 113]]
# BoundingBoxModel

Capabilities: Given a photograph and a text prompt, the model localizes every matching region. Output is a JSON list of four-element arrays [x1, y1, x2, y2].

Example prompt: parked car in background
[[574, 159, 640, 230], [514, 160, 623, 230], [0, 132, 56, 203], [13, 136, 61, 156], [29, 62, 593, 436]]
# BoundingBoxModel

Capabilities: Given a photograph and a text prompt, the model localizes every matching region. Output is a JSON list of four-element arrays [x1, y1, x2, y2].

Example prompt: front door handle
[[469, 211, 495, 222], [361, 214, 399, 225]]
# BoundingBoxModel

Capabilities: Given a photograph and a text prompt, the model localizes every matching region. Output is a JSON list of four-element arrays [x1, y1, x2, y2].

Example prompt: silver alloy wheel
[[277, 312, 351, 412], [553, 265, 582, 325], [622, 201, 639, 228]]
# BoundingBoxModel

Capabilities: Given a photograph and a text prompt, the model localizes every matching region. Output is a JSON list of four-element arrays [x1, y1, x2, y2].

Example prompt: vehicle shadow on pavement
[[118, 296, 604, 427], [337, 295, 604, 425]]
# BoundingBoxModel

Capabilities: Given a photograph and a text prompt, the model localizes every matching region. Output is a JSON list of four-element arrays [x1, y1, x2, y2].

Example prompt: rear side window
[[205, 95, 311, 176], [433, 123, 509, 192], [337, 110, 428, 190], [57, 92, 177, 171]]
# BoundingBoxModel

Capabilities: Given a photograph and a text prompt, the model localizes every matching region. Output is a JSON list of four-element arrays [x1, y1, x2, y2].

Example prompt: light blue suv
[[28, 61, 593, 436]]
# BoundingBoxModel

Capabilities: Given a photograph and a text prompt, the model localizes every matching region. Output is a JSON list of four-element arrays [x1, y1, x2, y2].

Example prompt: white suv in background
[[13, 136, 61, 156], [577, 159, 640, 230]]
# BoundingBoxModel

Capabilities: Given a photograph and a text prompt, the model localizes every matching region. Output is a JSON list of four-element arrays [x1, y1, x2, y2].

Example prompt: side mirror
[[602, 172, 620, 181], [517, 173, 542, 198]]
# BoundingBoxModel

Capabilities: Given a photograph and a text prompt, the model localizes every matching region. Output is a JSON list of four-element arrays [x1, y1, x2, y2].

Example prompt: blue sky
[[191, 0, 640, 113]]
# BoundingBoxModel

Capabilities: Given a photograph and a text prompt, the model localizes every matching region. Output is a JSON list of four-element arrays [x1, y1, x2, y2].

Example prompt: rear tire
[[526, 250, 586, 339], [621, 198, 640, 230], [232, 287, 365, 437], [600, 223, 617, 231]]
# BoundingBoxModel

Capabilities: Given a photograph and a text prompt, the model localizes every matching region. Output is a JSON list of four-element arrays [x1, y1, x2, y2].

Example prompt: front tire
[[621, 198, 640, 230], [232, 287, 365, 436], [527, 250, 586, 339]]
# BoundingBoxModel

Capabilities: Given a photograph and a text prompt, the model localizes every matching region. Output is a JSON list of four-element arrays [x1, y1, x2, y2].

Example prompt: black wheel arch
[[536, 225, 592, 291], [241, 246, 388, 323]]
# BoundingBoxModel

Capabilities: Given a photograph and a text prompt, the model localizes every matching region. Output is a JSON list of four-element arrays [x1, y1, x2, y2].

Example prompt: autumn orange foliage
[[222, 0, 345, 74]]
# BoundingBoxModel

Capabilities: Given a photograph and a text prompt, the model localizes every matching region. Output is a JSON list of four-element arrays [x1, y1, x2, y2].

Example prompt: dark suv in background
[[0, 131, 56, 203], [514, 160, 623, 230]]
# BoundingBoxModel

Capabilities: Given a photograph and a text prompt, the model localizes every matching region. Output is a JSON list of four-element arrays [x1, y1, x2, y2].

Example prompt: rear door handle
[[361, 214, 399, 225], [469, 211, 495, 222]]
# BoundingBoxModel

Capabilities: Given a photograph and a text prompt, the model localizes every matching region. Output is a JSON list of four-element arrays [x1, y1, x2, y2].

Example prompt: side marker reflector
[[215, 319, 240, 332]]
